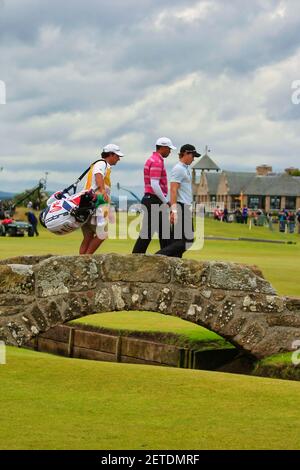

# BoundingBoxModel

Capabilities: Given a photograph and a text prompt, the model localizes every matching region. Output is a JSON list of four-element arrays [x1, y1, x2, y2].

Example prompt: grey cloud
[[0, 0, 191, 42], [1, 0, 300, 193], [0, 155, 141, 175], [117, 1, 300, 79], [264, 78, 300, 122]]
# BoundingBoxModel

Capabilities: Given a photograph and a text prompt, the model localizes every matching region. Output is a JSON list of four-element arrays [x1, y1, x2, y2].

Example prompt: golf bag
[[39, 189, 98, 235], [39, 159, 107, 235]]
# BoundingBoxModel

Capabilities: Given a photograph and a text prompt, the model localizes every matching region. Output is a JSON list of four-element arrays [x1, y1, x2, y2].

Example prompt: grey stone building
[[192, 156, 300, 211]]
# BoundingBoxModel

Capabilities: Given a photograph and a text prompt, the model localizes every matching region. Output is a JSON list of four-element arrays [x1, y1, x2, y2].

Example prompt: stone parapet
[[0, 254, 299, 358]]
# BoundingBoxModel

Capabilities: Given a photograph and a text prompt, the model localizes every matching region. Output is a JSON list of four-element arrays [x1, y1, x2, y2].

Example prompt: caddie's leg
[[80, 232, 94, 254], [80, 221, 95, 254], [85, 237, 105, 254]]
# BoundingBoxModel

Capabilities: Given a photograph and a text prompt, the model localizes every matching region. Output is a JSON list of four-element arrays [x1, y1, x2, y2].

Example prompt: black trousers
[[132, 194, 171, 253], [156, 202, 194, 258], [33, 224, 39, 236]]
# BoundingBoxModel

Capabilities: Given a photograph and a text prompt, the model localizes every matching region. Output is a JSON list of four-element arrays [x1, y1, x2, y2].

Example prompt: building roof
[[193, 161, 300, 197], [192, 153, 220, 171], [245, 174, 300, 196], [219, 172, 300, 196], [224, 171, 256, 194]]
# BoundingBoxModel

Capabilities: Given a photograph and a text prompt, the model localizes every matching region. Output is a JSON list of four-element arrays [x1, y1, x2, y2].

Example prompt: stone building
[[192, 154, 300, 211]]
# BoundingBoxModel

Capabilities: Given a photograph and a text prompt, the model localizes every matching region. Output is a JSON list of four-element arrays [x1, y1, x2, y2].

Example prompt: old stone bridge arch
[[0, 254, 300, 358]]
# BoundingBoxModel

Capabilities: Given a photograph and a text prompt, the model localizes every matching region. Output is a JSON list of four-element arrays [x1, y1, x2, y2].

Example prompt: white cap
[[156, 137, 176, 150], [103, 143, 124, 157]]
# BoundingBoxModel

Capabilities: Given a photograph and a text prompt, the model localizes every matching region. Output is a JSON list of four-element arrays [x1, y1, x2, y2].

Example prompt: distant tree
[[285, 168, 300, 176]]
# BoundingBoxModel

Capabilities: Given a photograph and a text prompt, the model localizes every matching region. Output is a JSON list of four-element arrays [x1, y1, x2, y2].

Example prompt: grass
[[258, 352, 297, 366], [71, 311, 231, 349], [1, 210, 300, 449], [1, 346, 300, 450], [253, 352, 300, 382]]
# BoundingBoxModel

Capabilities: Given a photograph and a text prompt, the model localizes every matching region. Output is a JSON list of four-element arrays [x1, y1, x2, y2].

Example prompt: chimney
[[256, 165, 272, 176]]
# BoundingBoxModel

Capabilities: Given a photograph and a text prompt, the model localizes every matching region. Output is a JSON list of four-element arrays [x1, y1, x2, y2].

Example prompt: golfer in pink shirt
[[132, 137, 176, 253]]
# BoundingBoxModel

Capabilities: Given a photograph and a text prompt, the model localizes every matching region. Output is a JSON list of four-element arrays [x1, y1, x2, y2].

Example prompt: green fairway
[[259, 352, 297, 365], [1, 346, 300, 450], [253, 352, 300, 381], [1, 214, 300, 450], [71, 311, 231, 348]]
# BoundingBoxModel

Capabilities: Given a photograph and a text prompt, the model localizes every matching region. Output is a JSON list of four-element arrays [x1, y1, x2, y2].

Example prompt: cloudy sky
[[0, 0, 300, 193]]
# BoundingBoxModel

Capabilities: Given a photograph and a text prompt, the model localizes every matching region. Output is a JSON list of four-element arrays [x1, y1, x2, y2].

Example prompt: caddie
[[80, 144, 124, 254]]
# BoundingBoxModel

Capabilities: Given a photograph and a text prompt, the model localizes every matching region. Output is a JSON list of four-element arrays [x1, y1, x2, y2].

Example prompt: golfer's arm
[[95, 173, 105, 195], [150, 178, 168, 204], [170, 182, 180, 210]]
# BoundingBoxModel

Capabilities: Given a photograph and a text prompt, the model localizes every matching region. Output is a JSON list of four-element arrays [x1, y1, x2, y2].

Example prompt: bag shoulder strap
[[79, 159, 107, 182], [65, 159, 108, 194], [84, 159, 108, 191]]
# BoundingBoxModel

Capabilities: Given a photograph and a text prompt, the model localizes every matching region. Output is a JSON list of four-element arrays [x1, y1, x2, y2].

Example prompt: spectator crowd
[[212, 204, 300, 234]]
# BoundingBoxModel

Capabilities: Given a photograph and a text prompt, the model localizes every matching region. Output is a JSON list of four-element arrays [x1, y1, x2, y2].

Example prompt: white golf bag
[[39, 159, 110, 236], [40, 189, 97, 235]]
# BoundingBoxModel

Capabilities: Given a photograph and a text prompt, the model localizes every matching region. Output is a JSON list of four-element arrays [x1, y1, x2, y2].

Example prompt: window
[[248, 196, 260, 210], [270, 196, 281, 210], [285, 196, 296, 210]]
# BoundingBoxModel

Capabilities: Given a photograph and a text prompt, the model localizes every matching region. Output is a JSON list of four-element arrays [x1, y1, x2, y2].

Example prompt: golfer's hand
[[170, 210, 177, 225]]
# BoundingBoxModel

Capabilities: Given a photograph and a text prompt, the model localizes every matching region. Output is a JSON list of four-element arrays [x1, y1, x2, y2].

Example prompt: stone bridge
[[0, 254, 300, 358]]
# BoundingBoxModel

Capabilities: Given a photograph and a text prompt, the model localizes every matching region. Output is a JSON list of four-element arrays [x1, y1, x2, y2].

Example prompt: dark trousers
[[33, 224, 39, 236], [132, 194, 170, 253], [156, 202, 194, 258]]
